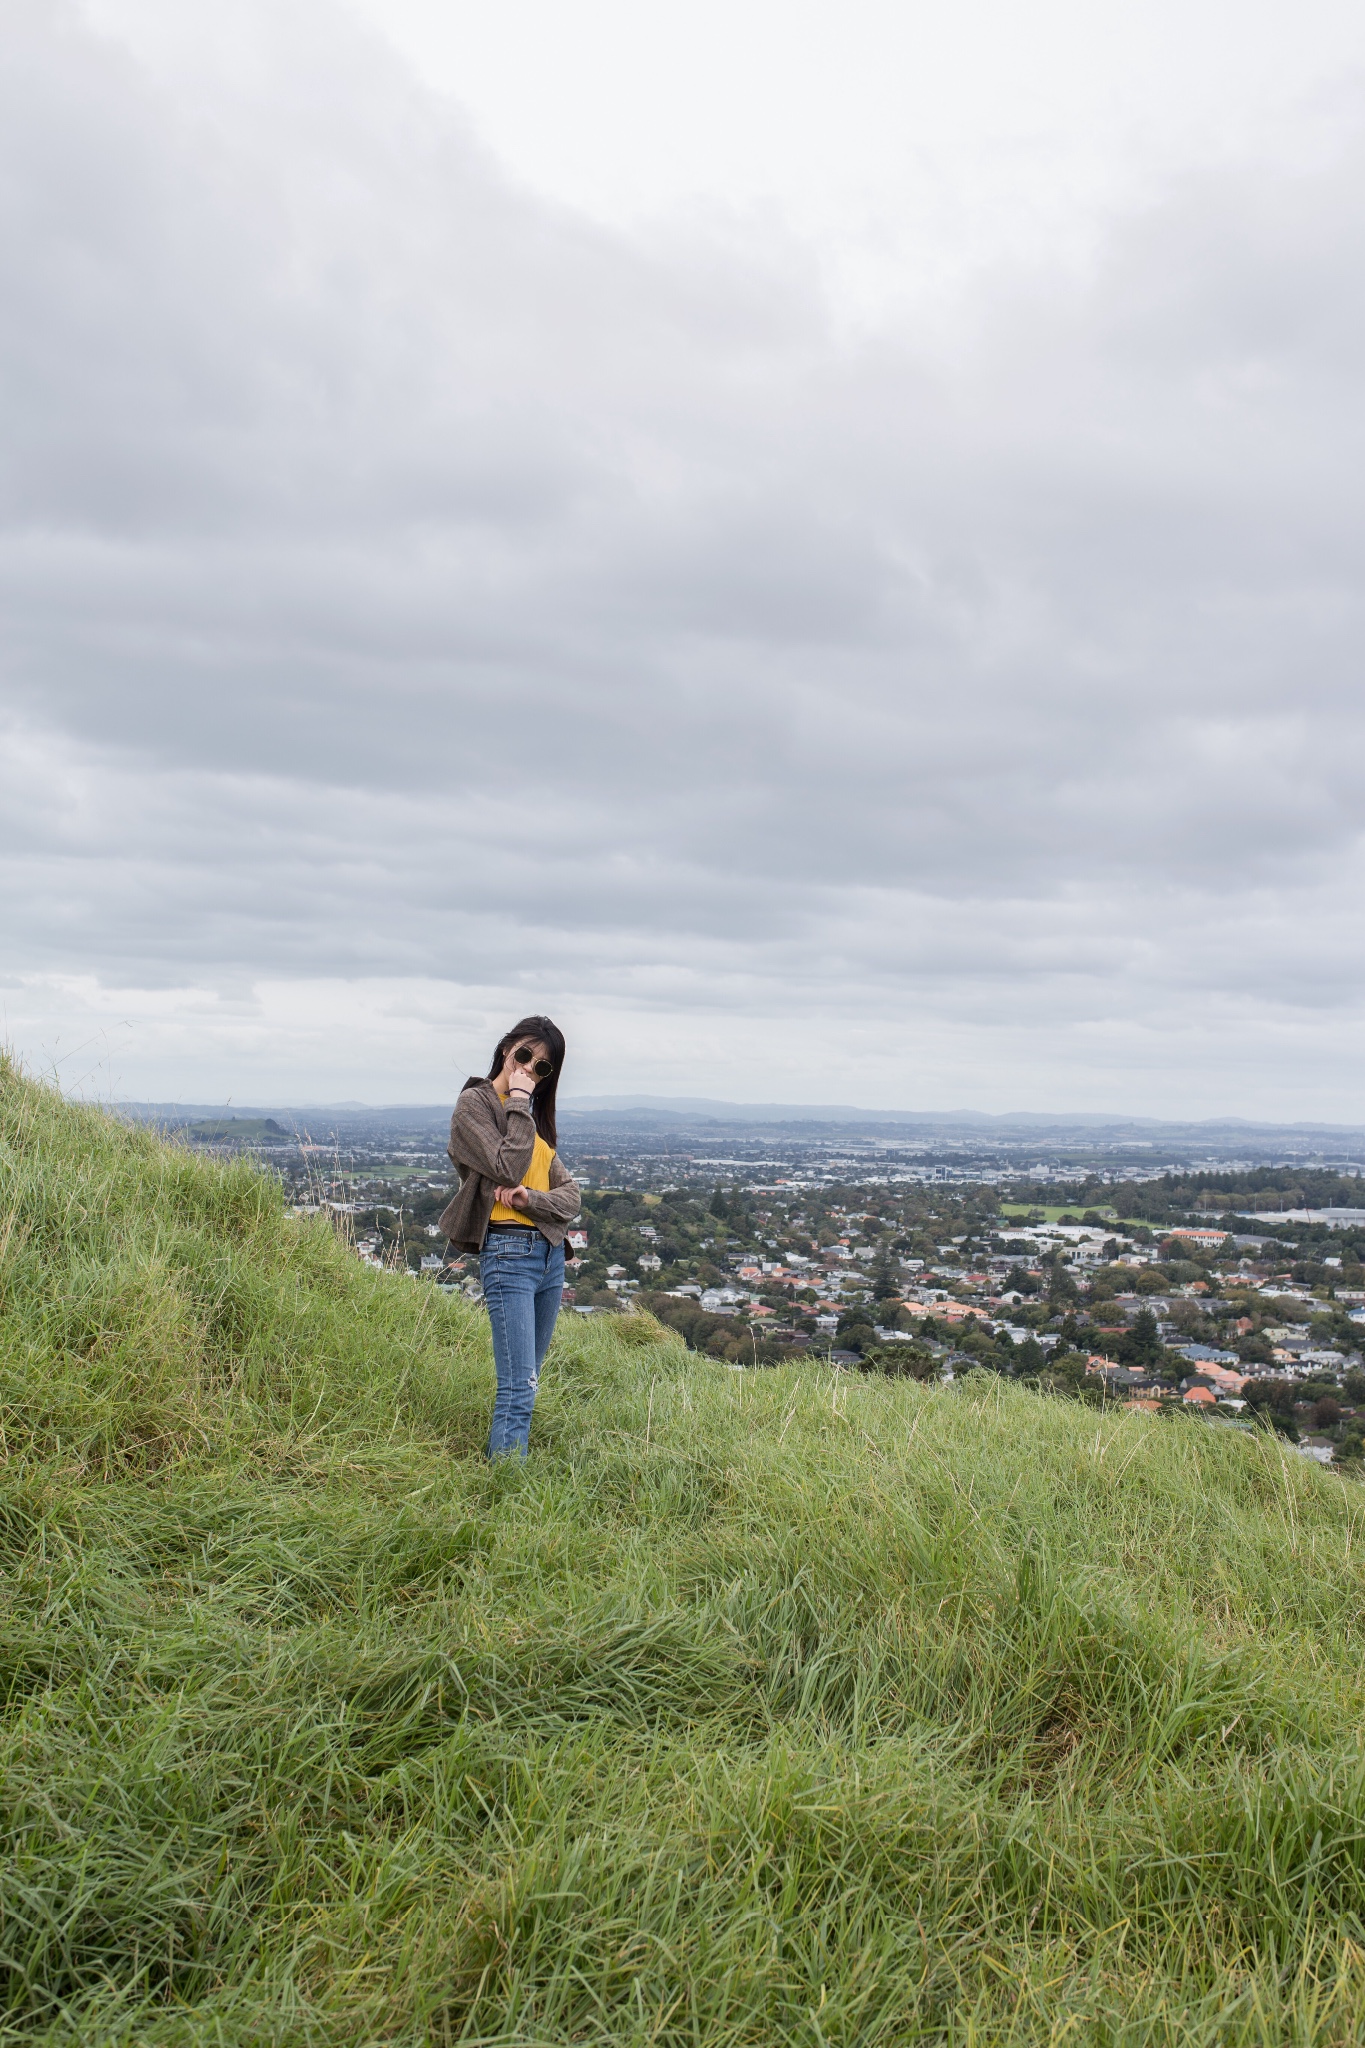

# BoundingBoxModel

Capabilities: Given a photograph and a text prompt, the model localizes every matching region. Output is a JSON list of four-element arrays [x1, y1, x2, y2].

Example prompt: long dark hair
[[486, 1014, 566, 1148]]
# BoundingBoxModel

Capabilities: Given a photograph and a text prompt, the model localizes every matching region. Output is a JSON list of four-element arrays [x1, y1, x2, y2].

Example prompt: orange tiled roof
[[907, 1299, 988, 1321]]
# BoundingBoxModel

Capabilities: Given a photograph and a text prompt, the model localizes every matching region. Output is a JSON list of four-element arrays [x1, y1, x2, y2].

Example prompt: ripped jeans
[[480, 1226, 565, 1458]]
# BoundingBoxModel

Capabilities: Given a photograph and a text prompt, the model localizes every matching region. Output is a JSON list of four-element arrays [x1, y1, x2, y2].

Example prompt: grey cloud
[[3, 0, 1365, 1104]]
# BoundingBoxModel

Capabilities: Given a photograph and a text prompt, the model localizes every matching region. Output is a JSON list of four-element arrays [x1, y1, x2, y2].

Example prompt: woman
[[439, 1016, 581, 1458]]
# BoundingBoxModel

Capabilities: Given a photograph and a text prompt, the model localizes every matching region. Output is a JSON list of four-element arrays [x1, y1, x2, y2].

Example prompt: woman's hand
[[493, 1184, 531, 1209], [498, 1057, 533, 1099]]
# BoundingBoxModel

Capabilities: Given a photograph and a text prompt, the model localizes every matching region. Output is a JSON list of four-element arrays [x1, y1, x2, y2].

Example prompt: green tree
[[835, 1308, 877, 1356], [1041, 1351, 1089, 1396], [1047, 1260, 1080, 1308], [1120, 1308, 1163, 1370], [870, 1249, 900, 1302], [1015, 1336, 1046, 1376], [1242, 1379, 1300, 1441], [959, 1324, 1000, 1367]]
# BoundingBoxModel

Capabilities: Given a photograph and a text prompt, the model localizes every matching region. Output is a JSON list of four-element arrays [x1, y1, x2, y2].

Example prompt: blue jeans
[[480, 1227, 565, 1458]]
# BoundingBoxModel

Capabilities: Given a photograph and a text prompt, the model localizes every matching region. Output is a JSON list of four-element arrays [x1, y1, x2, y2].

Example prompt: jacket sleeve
[[521, 1154, 582, 1226], [449, 1086, 536, 1185]]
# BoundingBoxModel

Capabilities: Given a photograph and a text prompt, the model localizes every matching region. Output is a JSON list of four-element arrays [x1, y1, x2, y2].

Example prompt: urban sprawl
[[158, 1106, 1365, 1471]]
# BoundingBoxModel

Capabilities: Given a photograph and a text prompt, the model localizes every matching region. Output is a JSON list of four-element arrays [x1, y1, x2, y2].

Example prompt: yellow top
[[489, 1110, 554, 1225]]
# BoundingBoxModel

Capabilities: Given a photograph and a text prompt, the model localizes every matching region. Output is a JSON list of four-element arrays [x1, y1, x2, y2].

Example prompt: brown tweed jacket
[[437, 1076, 581, 1253]]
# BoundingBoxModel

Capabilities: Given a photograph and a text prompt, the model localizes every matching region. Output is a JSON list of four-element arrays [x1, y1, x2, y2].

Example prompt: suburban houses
[[260, 1109, 1365, 1466]]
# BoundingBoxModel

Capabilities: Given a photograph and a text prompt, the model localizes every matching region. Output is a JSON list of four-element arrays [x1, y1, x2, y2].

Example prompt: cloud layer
[[3, 0, 1365, 1114]]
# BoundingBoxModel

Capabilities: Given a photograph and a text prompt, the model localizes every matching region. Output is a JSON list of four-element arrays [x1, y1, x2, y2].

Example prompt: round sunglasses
[[513, 1046, 555, 1079]]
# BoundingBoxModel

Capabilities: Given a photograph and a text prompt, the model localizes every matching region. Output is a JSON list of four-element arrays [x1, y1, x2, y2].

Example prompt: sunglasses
[[513, 1046, 555, 1079]]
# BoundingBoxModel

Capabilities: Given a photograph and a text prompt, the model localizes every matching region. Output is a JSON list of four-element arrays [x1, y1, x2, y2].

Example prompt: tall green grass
[[4, 1056, 1365, 2043]]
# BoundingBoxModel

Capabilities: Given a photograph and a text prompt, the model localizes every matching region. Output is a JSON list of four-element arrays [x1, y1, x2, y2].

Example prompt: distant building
[[1241, 1209, 1365, 1229], [1176, 1349, 1246, 1392]]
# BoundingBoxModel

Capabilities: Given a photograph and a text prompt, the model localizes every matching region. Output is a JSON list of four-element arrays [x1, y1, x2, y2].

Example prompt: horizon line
[[99, 1093, 1365, 1137]]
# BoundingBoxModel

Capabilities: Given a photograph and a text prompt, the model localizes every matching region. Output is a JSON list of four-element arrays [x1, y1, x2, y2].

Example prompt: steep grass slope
[[3, 1059, 1365, 2045]]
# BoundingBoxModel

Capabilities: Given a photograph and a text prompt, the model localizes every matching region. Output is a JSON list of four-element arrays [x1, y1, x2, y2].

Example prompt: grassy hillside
[[4, 1060, 1365, 2045]]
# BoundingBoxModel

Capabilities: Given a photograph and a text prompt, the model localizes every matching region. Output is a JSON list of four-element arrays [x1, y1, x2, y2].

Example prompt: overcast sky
[[4, 0, 1365, 1116]]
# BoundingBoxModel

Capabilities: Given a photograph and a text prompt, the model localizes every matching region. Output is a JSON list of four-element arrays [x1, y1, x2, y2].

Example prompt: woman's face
[[497, 1038, 551, 1093]]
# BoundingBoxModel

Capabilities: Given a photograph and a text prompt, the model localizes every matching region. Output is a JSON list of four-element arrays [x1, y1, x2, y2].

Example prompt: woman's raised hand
[[498, 1044, 538, 1098], [498, 1060, 529, 1098]]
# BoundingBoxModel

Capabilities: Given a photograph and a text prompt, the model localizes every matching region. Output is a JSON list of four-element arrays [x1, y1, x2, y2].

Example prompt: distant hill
[[4, 1055, 1365, 2035], [561, 1096, 1365, 1139], [184, 1115, 287, 1143], [109, 1096, 1365, 1147]]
